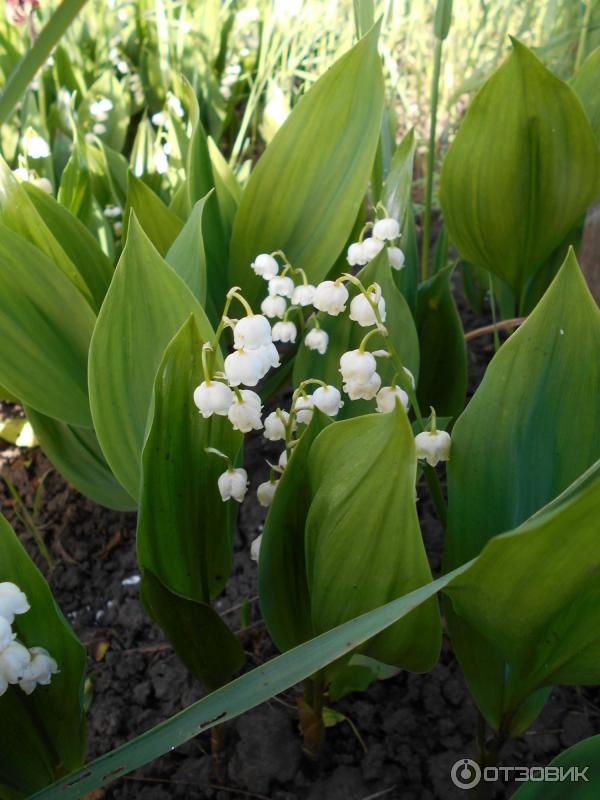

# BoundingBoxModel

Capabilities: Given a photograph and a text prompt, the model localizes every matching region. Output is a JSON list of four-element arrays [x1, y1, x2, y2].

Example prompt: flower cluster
[[192, 213, 450, 563], [0, 582, 58, 697]]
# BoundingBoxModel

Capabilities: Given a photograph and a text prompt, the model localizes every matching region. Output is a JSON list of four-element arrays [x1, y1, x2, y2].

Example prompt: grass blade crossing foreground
[[31, 566, 471, 800], [0, 0, 90, 125]]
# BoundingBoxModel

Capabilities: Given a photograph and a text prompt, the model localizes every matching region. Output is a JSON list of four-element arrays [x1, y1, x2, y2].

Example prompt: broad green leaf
[[0, 513, 86, 797], [572, 47, 600, 143], [328, 654, 399, 701], [0, 225, 95, 428], [293, 252, 419, 418], [89, 215, 215, 500], [140, 571, 244, 693], [444, 464, 600, 733], [306, 407, 441, 671], [513, 734, 600, 799], [31, 566, 469, 800], [439, 40, 600, 298], [25, 407, 135, 512], [229, 23, 384, 307], [78, 71, 131, 153], [125, 172, 183, 255], [137, 316, 242, 602], [259, 412, 332, 653], [165, 197, 208, 305], [445, 250, 600, 567], [415, 267, 467, 421], [23, 183, 113, 312], [0, 157, 94, 308]]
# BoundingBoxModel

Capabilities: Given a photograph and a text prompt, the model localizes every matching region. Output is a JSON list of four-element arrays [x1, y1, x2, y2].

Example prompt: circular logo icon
[[451, 758, 482, 789]]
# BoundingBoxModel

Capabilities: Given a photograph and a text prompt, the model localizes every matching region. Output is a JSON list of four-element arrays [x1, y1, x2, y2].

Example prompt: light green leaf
[[137, 316, 242, 602], [0, 225, 95, 428], [125, 172, 183, 255], [229, 23, 384, 307], [572, 47, 600, 143], [165, 197, 208, 305], [415, 267, 467, 421], [306, 407, 441, 670], [513, 734, 600, 799], [89, 215, 215, 500], [25, 407, 135, 512], [439, 40, 600, 298], [0, 513, 86, 797]]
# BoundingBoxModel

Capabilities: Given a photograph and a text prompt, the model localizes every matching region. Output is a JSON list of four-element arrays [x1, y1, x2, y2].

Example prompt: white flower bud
[[339, 349, 377, 384], [12, 167, 30, 182], [257, 480, 278, 508], [261, 295, 287, 319], [193, 381, 234, 418], [251, 254, 279, 279], [376, 386, 409, 413], [388, 246, 406, 271], [224, 349, 264, 387], [349, 287, 386, 327], [228, 390, 263, 433], [403, 367, 416, 389], [250, 533, 263, 562], [103, 205, 122, 219], [294, 395, 314, 425], [347, 241, 368, 266], [0, 583, 30, 624], [0, 641, 31, 684], [233, 315, 272, 350], [33, 177, 53, 194], [373, 218, 400, 241], [362, 237, 384, 261], [344, 373, 381, 400], [272, 321, 297, 343], [255, 342, 281, 377], [313, 281, 349, 316], [278, 450, 288, 468], [312, 385, 343, 416], [0, 617, 15, 651], [304, 328, 329, 354], [218, 468, 248, 502], [264, 410, 290, 441], [26, 136, 50, 159], [268, 276, 295, 298], [414, 430, 451, 466], [19, 647, 58, 695], [292, 284, 316, 306]]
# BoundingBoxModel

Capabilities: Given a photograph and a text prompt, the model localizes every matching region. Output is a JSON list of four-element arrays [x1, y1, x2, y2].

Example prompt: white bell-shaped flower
[[261, 294, 287, 319], [251, 253, 279, 279], [373, 218, 400, 241], [272, 321, 297, 344], [294, 395, 314, 425], [304, 328, 329, 354], [268, 276, 295, 298], [224, 349, 264, 387], [339, 349, 377, 384], [292, 284, 316, 307], [278, 450, 288, 468], [257, 480, 278, 508], [388, 246, 406, 271], [26, 135, 50, 159], [0, 641, 31, 684], [0, 617, 14, 651], [264, 410, 290, 441], [344, 372, 381, 400], [347, 241, 368, 266], [255, 342, 281, 377], [414, 430, 451, 467], [313, 281, 349, 316], [312, 385, 343, 416], [233, 315, 272, 350], [193, 381, 234, 418], [376, 385, 409, 413], [349, 287, 386, 327], [19, 647, 58, 695], [0, 582, 30, 624], [362, 237, 384, 261], [218, 468, 248, 503], [33, 177, 53, 194], [250, 534, 263, 563], [228, 390, 263, 433]]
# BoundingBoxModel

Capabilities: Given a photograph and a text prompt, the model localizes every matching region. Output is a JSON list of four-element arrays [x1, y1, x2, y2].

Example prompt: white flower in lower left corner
[[218, 468, 248, 503], [19, 647, 58, 695]]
